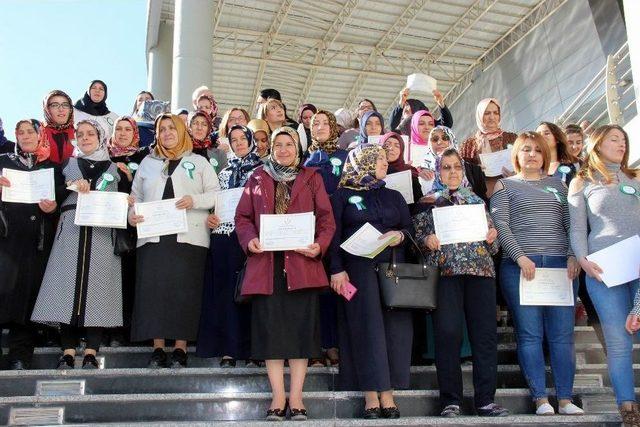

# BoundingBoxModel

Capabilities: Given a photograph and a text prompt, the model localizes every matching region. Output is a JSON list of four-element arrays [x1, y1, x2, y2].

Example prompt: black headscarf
[[74, 80, 110, 116]]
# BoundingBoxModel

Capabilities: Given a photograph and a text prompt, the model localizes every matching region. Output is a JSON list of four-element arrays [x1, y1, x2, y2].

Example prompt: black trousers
[[4, 323, 38, 366], [60, 325, 103, 352], [433, 275, 497, 408]]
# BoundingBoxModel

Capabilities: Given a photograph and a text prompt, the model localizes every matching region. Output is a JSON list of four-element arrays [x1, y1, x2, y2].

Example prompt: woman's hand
[[128, 214, 144, 227], [418, 168, 435, 181], [207, 214, 221, 229], [578, 256, 603, 282], [175, 195, 194, 210], [399, 87, 409, 106], [38, 199, 57, 213], [433, 89, 445, 108], [331, 271, 350, 295], [295, 242, 321, 258], [625, 314, 640, 334], [116, 162, 133, 182], [0, 176, 10, 193], [219, 142, 231, 153], [567, 256, 581, 280], [517, 256, 536, 281], [418, 194, 436, 204], [486, 228, 498, 245], [248, 237, 263, 254], [380, 230, 404, 247], [72, 179, 91, 193], [425, 234, 440, 251], [127, 195, 136, 207]]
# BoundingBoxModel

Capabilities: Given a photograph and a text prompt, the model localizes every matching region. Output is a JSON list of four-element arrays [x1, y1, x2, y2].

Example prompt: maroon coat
[[235, 166, 336, 296]]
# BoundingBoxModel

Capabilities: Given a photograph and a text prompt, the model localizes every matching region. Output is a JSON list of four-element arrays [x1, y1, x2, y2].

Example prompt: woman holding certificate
[[329, 144, 413, 419], [0, 119, 64, 369], [357, 110, 385, 146], [413, 148, 507, 417], [379, 131, 423, 208], [568, 125, 640, 425], [31, 119, 127, 369], [129, 113, 219, 369], [197, 125, 262, 367], [490, 131, 583, 416], [235, 127, 336, 421]]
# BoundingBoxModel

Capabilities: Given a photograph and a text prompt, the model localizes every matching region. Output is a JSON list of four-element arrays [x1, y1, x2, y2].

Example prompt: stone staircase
[[0, 326, 634, 426]]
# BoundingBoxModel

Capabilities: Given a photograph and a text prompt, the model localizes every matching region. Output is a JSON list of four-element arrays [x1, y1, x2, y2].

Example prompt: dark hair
[[353, 98, 378, 128], [564, 123, 583, 136], [260, 88, 281, 101], [440, 148, 462, 162], [539, 121, 577, 164], [132, 91, 154, 115]]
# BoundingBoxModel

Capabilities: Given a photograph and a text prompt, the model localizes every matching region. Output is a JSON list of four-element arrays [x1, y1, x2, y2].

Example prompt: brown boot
[[620, 403, 640, 427]]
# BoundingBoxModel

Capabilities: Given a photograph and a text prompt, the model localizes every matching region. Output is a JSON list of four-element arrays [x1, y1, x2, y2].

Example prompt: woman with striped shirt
[[490, 131, 583, 416]]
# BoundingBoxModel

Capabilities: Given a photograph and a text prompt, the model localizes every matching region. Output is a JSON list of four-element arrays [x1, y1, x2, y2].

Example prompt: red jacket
[[235, 166, 336, 296]]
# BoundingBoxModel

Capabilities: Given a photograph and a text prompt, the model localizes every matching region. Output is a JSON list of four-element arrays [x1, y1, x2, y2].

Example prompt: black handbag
[[234, 262, 250, 304], [114, 228, 136, 256], [376, 233, 439, 310], [0, 208, 7, 238]]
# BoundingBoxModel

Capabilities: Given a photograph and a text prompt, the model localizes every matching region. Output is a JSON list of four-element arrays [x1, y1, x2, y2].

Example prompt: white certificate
[[74, 191, 129, 229], [519, 268, 574, 306], [135, 198, 189, 239], [340, 222, 397, 259], [1, 168, 55, 203], [479, 147, 513, 177], [586, 235, 640, 287], [214, 188, 245, 224], [406, 142, 430, 164], [418, 177, 434, 195], [432, 204, 488, 245], [383, 170, 414, 204], [367, 135, 382, 145], [259, 212, 315, 251]]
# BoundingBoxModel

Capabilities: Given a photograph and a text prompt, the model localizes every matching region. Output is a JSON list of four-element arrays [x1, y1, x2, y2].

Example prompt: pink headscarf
[[410, 110, 434, 145], [475, 98, 504, 152]]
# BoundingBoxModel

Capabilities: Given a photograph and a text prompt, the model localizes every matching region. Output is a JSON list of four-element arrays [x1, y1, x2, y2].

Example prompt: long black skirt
[[196, 232, 251, 359], [250, 252, 322, 360], [130, 236, 207, 342]]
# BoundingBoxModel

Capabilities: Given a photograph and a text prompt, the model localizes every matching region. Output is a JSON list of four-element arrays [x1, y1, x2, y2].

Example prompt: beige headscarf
[[474, 98, 504, 153], [153, 113, 193, 160]]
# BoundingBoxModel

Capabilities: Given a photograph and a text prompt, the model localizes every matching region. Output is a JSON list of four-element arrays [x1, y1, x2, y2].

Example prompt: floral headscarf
[[43, 90, 74, 130], [196, 93, 218, 120], [308, 110, 339, 155], [108, 116, 140, 158], [410, 110, 435, 146], [153, 113, 193, 160], [420, 125, 457, 170], [429, 149, 483, 205], [358, 110, 385, 144], [262, 126, 302, 183], [339, 143, 385, 191], [187, 110, 213, 150], [14, 119, 50, 164]]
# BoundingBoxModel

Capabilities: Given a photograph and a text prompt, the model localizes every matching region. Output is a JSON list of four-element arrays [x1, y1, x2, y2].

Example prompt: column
[[147, 21, 174, 102]]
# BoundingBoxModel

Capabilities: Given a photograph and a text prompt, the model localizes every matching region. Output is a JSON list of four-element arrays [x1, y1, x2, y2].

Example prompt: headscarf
[[74, 80, 110, 116], [0, 117, 8, 147], [187, 110, 213, 150], [14, 119, 50, 165], [406, 99, 428, 116], [410, 110, 434, 145], [42, 90, 75, 164], [153, 113, 193, 160], [262, 127, 302, 215], [429, 150, 483, 205], [358, 110, 385, 144], [196, 93, 218, 121], [224, 125, 262, 189], [338, 143, 385, 191], [298, 103, 317, 125], [43, 90, 74, 131], [108, 116, 140, 158], [379, 131, 418, 178], [247, 119, 271, 157], [474, 98, 504, 152], [75, 119, 111, 161], [420, 125, 457, 170], [334, 108, 354, 131], [308, 110, 339, 154]]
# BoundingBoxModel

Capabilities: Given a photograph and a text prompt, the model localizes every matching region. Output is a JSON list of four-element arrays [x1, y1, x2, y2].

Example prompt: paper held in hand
[[1, 168, 55, 204], [74, 191, 129, 229], [340, 222, 397, 259], [259, 212, 315, 251], [586, 235, 640, 287], [432, 204, 488, 245], [383, 170, 414, 204], [519, 268, 574, 306], [134, 198, 189, 239], [406, 73, 437, 94], [479, 147, 514, 177], [214, 187, 245, 224]]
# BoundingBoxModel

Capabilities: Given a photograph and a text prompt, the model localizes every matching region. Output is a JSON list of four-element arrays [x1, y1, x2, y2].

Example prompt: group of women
[[0, 82, 639, 426]]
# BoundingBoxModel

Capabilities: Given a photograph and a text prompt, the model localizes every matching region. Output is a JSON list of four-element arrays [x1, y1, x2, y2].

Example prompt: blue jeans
[[500, 255, 577, 400], [586, 276, 639, 405]]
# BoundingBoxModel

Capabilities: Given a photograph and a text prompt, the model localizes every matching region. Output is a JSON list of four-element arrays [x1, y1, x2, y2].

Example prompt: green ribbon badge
[[97, 172, 115, 191], [209, 158, 219, 170], [558, 165, 571, 183], [620, 184, 640, 198], [127, 162, 139, 173], [348, 195, 366, 210], [183, 161, 196, 179], [544, 186, 562, 203], [330, 157, 342, 176]]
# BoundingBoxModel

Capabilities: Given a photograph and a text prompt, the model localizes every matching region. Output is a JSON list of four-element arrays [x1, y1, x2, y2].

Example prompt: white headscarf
[[74, 119, 111, 161]]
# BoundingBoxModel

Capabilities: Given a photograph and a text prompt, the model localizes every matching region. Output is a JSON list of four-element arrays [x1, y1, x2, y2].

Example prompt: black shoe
[[363, 407, 381, 419], [82, 354, 99, 369], [56, 354, 75, 370], [381, 406, 400, 419], [245, 359, 258, 368], [266, 400, 288, 421], [441, 404, 461, 417], [219, 357, 236, 368], [477, 403, 509, 417], [148, 348, 167, 369], [290, 407, 308, 421], [9, 360, 26, 370], [169, 348, 187, 369]]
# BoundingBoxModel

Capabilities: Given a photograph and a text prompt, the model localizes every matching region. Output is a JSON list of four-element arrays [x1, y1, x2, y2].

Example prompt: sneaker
[[440, 405, 461, 417], [536, 402, 555, 415], [169, 348, 187, 369], [148, 348, 167, 369], [82, 354, 99, 369], [56, 354, 75, 370], [559, 402, 584, 415], [477, 403, 509, 417]]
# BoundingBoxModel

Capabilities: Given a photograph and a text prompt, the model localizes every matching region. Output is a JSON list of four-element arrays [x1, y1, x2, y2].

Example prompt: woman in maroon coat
[[235, 126, 336, 421]]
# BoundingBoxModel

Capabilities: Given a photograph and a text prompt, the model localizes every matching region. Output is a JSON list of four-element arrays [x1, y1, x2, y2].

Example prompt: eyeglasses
[[441, 164, 463, 171], [431, 135, 450, 143], [48, 102, 71, 110]]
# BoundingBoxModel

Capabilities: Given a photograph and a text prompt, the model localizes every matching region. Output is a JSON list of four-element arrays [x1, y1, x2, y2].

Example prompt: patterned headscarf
[[420, 126, 457, 170], [358, 110, 385, 144], [379, 131, 418, 178], [187, 110, 213, 150], [410, 110, 435, 145], [334, 108, 354, 130], [75, 119, 111, 161], [298, 103, 317, 124], [429, 149, 483, 205], [108, 116, 140, 158], [262, 127, 301, 215], [196, 93, 218, 121], [43, 90, 74, 130], [474, 98, 504, 152], [308, 110, 339, 154], [223, 125, 262, 189], [153, 113, 193, 160], [339, 143, 385, 191], [14, 119, 50, 164]]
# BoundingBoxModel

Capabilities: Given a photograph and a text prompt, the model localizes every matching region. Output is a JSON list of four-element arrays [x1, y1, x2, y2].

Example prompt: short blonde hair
[[257, 98, 285, 126], [511, 131, 551, 174]]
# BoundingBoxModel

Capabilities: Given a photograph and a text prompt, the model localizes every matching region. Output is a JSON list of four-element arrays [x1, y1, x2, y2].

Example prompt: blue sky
[[0, 0, 147, 137]]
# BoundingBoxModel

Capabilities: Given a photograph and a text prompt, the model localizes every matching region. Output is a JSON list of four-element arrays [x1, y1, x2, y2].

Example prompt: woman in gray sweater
[[568, 124, 640, 426]]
